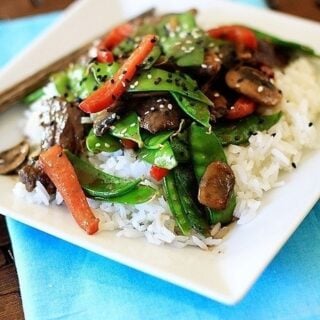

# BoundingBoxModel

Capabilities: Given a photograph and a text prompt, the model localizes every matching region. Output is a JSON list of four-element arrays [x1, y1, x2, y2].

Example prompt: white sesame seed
[[111, 113, 116, 119], [186, 40, 192, 44], [130, 84, 135, 89], [110, 126, 115, 130], [144, 111, 150, 115], [147, 74, 152, 79], [134, 81, 139, 86], [104, 143, 110, 148], [167, 104, 173, 110], [121, 128, 127, 134], [157, 99, 163, 102], [0, 159, 4, 164], [235, 83, 240, 88], [201, 64, 208, 69], [257, 86, 264, 93], [121, 81, 126, 88], [159, 104, 165, 109], [150, 107, 155, 111], [116, 115, 120, 120], [119, 74, 124, 80], [213, 92, 220, 97], [130, 123, 136, 127], [230, 106, 235, 110], [214, 57, 221, 62], [95, 143, 101, 147]]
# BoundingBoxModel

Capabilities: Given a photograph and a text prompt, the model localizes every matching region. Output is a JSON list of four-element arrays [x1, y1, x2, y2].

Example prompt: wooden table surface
[[0, 216, 24, 320]]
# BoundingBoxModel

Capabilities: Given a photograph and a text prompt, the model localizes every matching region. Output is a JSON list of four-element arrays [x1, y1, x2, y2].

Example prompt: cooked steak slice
[[40, 98, 85, 154]]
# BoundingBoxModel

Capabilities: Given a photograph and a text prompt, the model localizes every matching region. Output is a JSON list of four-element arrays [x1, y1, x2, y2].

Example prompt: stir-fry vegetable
[[86, 129, 122, 153], [214, 112, 282, 146], [189, 124, 236, 225], [39, 145, 99, 235], [79, 34, 157, 113]]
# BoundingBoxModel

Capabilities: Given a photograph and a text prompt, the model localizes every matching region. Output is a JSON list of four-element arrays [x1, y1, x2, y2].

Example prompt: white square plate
[[1, 0, 320, 305]]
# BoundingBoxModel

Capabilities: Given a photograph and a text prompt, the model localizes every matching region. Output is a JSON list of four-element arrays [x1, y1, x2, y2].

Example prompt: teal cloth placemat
[[2, 2, 320, 319]]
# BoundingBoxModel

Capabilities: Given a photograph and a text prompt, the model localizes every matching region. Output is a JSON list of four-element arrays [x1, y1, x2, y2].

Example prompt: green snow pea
[[142, 130, 173, 149], [252, 28, 320, 57], [93, 184, 156, 204], [109, 112, 143, 147], [66, 151, 140, 198], [214, 112, 282, 146], [171, 92, 210, 128], [170, 130, 191, 164], [90, 61, 120, 84], [141, 45, 162, 69], [157, 11, 205, 67], [86, 129, 121, 154], [23, 88, 44, 104], [129, 68, 213, 106], [139, 141, 177, 170], [174, 166, 209, 234], [163, 172, 191, 235], [51, 71, 75, 101], [189, 123, 236, 225]]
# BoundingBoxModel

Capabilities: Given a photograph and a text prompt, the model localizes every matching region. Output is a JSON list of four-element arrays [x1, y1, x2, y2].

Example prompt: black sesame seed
[[97, 68, 101, 72], [252, 132, 257, 136], [93, 85, 98, 91], [111, 79, 115, 84], [64, 93, 69, 98], [108, 63, 114, 67], [292, 162, 297, 169], [271, 133, 276, 137], [122, 70, 127, 74], [258, 118, 265, 124], [147, 56, 154, 62], [235, 136, 240, 141], [308, 122, 313, 127], [58, 152, 63, 158], [150, 37, 157, 43], [154, 77, 162, 85], [166, 79, 173, 83]]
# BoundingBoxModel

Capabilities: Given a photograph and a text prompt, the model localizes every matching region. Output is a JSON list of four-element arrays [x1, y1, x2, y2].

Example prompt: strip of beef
[[19, 163, 56, 195], [40, 97, 85, 154], [136, 96, 181, 134]]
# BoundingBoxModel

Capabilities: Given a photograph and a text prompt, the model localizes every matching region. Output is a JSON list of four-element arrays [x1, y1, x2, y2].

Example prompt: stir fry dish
[[2, 10, 320, 249]]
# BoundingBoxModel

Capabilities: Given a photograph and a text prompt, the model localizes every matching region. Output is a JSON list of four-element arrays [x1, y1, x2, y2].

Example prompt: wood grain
[[0, 0, 75, 19], [0, 216, 24, 320]]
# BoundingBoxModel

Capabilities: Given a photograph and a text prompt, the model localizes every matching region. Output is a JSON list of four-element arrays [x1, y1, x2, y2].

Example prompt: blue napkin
[[2, 2, 320, 319]]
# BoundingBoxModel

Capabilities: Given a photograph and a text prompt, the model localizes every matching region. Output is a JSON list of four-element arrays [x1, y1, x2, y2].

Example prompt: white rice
[[14, 57, 320, 249]]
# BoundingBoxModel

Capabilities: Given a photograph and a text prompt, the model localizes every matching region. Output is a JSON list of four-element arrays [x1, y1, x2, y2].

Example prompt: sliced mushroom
[[225, 66, 282, 106], [198, 161, 235, 211], [137, 96, 181, 134], [0, 141, 29, 175]]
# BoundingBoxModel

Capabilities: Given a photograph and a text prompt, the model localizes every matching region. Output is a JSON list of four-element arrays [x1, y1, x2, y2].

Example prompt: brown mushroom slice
[[198, 161, 235, 211], [206, 91, 228, 122], [0, 141, 29, 175], [198, 50, 222, 79], [225, 66, 282, 106]]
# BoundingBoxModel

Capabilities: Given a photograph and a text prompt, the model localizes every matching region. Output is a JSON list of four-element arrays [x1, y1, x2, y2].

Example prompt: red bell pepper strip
[[39, 145, 100, 235], [99, 23, 134, 50], [226, 96, 256, 120], [97, 49, 114, 63], [150, 165, 170, 181], [79, 34, 157, 114], [208, 25, 258, 50]]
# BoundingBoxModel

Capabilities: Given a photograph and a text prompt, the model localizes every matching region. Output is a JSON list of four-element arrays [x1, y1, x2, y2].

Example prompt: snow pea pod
[[170, 130, 191, 164], [252, 28, 320, 57], [109, 112, 143, 147], [189, 123, 236, 225], [51, 71, 75, 101], [86, 129, 121, 153], [171, 92, 210, 128], [23, 88, 44, 104], [66, 151, 140, 198], [214, 112, 282, 146], [174, 166, 209, 234], [139, 141, 177, 170], [163, 172, 191, 235], [93, 184, 156, 204], [157, 11, 205, 67], [142, 130, 173, 149], [129, 68, 213, 106]]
